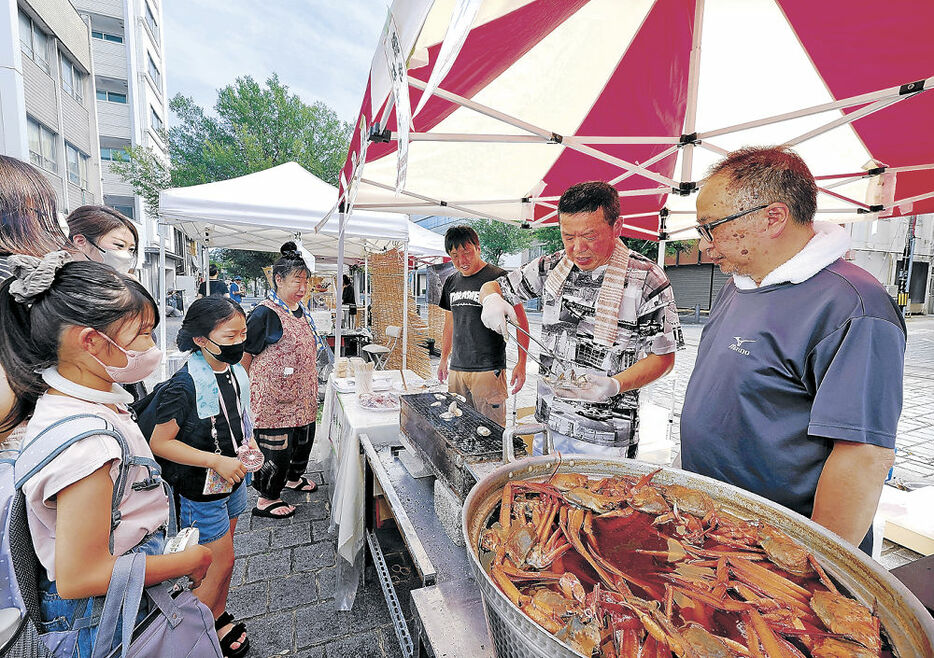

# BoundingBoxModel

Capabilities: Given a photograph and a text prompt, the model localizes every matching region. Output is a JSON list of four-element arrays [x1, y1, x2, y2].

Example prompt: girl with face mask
[[66, 205, 138, 275], [136, 297, 257, 658], [0, 255, 216, 656]]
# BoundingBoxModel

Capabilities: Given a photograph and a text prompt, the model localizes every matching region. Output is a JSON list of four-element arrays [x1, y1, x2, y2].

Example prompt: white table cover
[[309, 369, 423, 609]]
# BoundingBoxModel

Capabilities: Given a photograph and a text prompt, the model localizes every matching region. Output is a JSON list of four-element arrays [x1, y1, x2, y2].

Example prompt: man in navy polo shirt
[[680, 146, 905, 556]]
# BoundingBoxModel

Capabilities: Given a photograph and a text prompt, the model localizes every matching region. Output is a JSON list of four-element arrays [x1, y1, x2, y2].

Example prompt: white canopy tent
[[157, 162, 446, 372]]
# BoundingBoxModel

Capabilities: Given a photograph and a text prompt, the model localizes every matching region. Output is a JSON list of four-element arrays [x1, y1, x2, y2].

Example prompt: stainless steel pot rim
[[462, 454, 934, 657]]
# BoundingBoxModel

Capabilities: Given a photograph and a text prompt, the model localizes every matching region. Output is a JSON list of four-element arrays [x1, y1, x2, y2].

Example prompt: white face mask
[[89, 239, 135, 274]]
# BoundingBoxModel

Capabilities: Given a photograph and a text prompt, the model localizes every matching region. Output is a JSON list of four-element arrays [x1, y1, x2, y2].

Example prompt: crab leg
[[728, 558, 812, 602], [746, 609, 791, 658], [491, 565, 529, 607], [807, 554, 838, 595], [500, 563, 564, 581], [499, 483, 513, 531]]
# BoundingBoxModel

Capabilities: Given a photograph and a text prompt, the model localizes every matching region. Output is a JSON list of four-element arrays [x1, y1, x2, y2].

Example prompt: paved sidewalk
[[224, 313, 932, 655]]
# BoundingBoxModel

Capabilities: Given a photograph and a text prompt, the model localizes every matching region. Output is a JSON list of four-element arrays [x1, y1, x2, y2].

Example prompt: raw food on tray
[[357, 392, 400, 411]]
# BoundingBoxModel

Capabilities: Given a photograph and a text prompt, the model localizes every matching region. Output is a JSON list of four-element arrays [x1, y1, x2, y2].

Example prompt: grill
[[400, 392, 527, 500]]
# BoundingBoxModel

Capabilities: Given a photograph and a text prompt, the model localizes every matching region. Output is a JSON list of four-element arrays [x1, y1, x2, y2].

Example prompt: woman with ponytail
[[241, 241, 319, 518]]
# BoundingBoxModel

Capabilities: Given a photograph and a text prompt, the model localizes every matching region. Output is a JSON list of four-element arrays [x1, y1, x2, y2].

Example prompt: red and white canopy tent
[[336, 0, 934, 253]]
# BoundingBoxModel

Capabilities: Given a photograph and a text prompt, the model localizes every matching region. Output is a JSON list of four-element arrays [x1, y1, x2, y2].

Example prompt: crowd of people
[[0, 143, 908, 657]]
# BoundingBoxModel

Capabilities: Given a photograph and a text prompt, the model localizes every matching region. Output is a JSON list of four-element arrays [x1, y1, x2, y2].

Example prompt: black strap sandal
[[251, 501, 296, 518], [215, 611, 250, 658], [284, 476, 317, 492]]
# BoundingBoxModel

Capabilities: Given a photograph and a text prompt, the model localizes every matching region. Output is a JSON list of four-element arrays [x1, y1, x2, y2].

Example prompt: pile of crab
[[477, 469, 884, 657]]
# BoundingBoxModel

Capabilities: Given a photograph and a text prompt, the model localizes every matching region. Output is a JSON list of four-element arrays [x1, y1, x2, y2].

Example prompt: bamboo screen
[[428, 304, 445, 346], [368, 249, 431, 377]]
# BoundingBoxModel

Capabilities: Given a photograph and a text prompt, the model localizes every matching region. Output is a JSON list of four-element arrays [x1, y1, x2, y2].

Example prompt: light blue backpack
[[0, 414, 221, 658]]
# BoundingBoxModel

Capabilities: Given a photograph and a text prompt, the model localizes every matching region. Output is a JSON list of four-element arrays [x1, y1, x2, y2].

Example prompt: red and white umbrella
[[340, 0, 934, 241]]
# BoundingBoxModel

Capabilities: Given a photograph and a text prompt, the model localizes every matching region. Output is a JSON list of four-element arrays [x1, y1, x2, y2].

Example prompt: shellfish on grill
[[448, 402, 463, 417], [476, 426, 491, 437]]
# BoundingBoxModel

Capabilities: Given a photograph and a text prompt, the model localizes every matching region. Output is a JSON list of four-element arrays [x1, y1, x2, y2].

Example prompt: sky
[[163, 1, 389, 123]]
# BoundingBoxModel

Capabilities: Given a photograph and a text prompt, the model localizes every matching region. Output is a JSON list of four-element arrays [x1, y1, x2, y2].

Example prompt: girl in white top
[[0, 253, 213, 656]]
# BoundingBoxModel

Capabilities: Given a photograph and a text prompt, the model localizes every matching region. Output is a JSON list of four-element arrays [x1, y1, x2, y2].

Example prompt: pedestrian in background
[[199, 264, 230, 298], [229, 275, 244, 304]]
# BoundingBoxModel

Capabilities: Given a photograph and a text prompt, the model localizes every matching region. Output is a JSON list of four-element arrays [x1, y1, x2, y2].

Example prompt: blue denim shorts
[[178, 480, 248, 544], [39, 531, 165, 658]]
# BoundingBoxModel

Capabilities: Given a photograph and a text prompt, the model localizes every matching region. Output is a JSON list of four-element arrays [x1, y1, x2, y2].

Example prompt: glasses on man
[[695, 203, 770, 242]]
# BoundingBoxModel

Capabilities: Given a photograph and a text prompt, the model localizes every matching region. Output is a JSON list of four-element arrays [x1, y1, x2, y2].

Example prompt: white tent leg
[[202, 236, 209, 292], [335, 212, 345, 358], [158, 224, 167, 381], [364, 253, 369, 329], [402, 241, 409, 373]]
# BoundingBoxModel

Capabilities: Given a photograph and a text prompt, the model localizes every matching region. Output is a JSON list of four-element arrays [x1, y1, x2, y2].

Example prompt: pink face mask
[[91, 331, 163, 384]]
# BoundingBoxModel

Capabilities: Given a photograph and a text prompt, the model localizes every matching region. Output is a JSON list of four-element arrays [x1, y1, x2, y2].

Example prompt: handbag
[[93, 553, 221, 658]]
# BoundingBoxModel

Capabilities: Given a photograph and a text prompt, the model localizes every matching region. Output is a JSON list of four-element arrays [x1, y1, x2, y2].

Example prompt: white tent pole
[[202, 234, 209, 293], [364, 252, 369, 330], [158, 223, 167, 381], [402, 241, 408, 373], [406, 77, 678, 188], [608, 145, 680, 186], [399, 132, 681, 145], [680, 0, 705, 183], [699, 76, 934, 140], [784, 97, 901, 148], [335, 211, 345, 358], [360, 177, 514, 222], [356, 187, 669, 210]]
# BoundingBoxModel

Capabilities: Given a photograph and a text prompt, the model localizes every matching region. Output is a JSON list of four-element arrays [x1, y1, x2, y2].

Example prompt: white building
[[71, 0, 188, 294], [1, 0, 103, 212], [847, 215, 934, 314]]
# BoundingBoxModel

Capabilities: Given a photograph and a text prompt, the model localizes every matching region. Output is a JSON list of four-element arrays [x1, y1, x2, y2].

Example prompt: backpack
[[0, 415, 145, 657]]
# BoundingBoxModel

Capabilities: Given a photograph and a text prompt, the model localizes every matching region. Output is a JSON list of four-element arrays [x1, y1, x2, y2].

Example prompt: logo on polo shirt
[[729, 336, 757, 356]]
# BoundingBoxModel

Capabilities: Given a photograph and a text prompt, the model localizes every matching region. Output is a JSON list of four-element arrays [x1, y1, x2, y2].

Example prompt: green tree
[[111, 73, 352, 219], [214, 248, 278, 283], [471, 219, 534, 266], [533, 226, 563, 254]]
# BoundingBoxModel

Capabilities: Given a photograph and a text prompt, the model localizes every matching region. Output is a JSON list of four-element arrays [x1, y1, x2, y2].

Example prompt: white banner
[[412, 0, 483, 118], [383, 12, 411, 194]]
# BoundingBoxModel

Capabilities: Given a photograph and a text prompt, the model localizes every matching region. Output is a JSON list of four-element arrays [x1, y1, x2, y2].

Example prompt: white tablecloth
[[309, 369, 423, 609]]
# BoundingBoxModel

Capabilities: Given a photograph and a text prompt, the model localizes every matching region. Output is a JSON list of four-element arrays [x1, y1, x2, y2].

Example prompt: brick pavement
[[224, 313, 932, 655]]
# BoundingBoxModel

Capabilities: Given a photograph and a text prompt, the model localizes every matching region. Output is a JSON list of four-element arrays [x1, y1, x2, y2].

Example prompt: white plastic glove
[[553, 375, 621, 402], [480, 293, 517, 336]]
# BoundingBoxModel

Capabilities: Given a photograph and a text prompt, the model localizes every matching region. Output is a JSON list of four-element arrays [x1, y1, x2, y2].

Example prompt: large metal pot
[[462, 455, 934, 658]]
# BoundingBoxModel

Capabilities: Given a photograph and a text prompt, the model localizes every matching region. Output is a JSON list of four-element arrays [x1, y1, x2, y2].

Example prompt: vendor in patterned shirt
[[479, 181, 683, 457]]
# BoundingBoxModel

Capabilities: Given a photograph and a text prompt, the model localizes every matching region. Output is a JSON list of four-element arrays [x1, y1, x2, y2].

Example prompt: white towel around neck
[[732, 221, 850, 290]]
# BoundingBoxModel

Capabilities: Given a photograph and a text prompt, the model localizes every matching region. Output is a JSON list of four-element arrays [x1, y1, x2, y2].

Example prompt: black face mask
[[206, 339, 245, 364]]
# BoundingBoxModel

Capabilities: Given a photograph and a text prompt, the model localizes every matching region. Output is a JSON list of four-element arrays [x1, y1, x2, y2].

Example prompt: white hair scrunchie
[[8, 251, 70, 305]]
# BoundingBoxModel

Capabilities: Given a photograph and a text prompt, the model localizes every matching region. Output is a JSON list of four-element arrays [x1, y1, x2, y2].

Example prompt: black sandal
[[251, 501, 296, 518], [215, 611, 250, 658], [284, 476, 317, 492]]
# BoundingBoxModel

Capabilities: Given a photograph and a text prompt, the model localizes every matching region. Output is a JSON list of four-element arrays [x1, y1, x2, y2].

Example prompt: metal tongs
[[504, 318, 573, 373]]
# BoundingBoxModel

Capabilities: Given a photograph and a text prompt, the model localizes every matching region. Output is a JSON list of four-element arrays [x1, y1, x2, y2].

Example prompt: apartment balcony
[[91, 39, 127, 79], [96, 100, 131, 138], [102, 161, 134, 196], [74, 0, 124, 19]]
